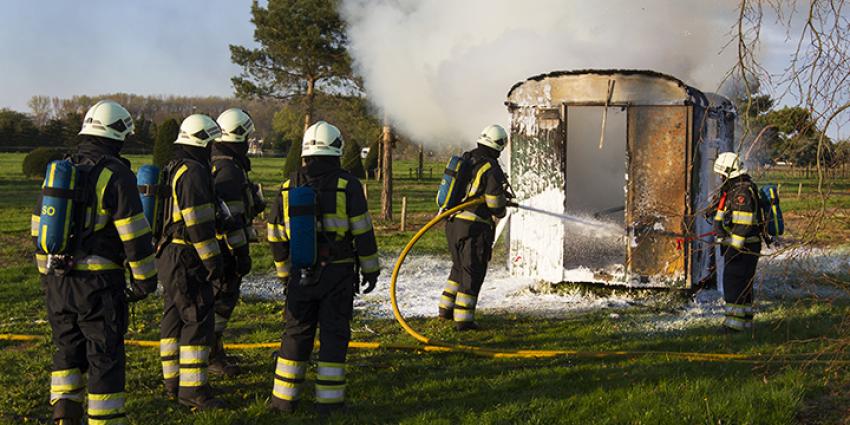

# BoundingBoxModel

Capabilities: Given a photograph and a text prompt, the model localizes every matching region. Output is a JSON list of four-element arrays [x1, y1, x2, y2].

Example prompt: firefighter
[[712, 152, 762, 332], [32, 100, 158, 424], [208, 108, 264, 375], [438, 124, 510, 331], [156, 114, 226, 410], [267, 121, 380, 414]]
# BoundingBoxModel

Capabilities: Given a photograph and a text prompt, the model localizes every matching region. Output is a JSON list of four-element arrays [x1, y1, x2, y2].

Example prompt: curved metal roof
[[506, 69, 703, 108]]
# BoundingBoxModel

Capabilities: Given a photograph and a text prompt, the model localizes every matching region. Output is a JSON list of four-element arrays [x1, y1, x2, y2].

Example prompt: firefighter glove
[[127, 278, 156, 302], [236, 254, 252, 277], [360, 271, 379, 295], [251, 185, 267, 217]]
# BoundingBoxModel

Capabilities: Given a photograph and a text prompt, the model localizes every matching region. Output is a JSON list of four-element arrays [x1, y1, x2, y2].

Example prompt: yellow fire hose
[[0, 199, 845, 364], [0, 333, 456, 354]]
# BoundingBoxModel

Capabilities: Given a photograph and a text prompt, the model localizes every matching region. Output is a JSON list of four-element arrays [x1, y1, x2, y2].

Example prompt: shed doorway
[[563, 106, 627, 275]]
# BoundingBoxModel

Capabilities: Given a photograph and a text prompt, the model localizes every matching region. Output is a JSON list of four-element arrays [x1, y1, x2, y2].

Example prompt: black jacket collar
[[175, 145, 212, 169], [299, 157, 342, 185], [472, 144, 501, 161], [212, 143, 251, 171]]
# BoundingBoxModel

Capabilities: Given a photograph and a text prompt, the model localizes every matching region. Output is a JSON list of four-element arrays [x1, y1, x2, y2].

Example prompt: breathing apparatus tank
[[436, 154, 472, 212], [137, 164, 162, 239], [287, 186, 318, 270], [759, 183, 784, 238], [37, 160, 79, 269]]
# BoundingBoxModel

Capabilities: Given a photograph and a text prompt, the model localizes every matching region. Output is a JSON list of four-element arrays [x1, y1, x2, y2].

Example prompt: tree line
[[736, 94, 849, 169]]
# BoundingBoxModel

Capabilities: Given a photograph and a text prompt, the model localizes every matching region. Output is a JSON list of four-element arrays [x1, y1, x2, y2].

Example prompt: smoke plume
[[340, 0, 739, 147]]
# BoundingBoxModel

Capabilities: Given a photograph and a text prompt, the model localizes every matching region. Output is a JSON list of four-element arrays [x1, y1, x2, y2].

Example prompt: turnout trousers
[[271, 264, 356, 411], [157, 244, 215, 399], [45, 270, 128, 424], [439, 219, 494, 324], [722, 242, 761, 331], [213, 245, 242, 335]]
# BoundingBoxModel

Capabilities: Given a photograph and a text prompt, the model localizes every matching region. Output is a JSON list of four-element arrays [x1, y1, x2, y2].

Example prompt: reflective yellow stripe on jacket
[[468, 162, 492, 197], [279, 181, 292, 240], [322, 178, 349, 238], [170, 165, 189, 223], [114, 213, 151, 242], [454, 161, 495, 224], [349, 213, 372, 236], [94, 167, 113, 232], [731, 211, 754, 225], [172, 238, 219, 260]]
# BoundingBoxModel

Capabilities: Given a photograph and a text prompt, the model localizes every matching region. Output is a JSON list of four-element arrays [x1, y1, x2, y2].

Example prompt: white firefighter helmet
[[216, 108, 255, 142], [477, 124, 508, 152], [174, 114, 222, 148], [78, 100, 135, 142], [713, 152, 748, 179], [301, 121, 343, 157]]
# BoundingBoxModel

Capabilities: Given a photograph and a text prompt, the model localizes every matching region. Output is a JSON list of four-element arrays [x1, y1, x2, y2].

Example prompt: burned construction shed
[[505, 69, 736, 288]]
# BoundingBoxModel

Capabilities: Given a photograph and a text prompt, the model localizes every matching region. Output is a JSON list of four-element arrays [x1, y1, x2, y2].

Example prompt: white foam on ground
[[242, 255, 637, 318], [241, 247, 850, 332]]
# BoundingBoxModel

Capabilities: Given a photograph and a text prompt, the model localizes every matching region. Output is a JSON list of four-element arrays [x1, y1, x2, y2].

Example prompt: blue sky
[[0, 1, 843, 139], [0, 0, 255, 111]]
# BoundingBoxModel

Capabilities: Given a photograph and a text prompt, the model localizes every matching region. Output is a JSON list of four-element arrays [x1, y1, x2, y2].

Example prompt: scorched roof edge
[[506, 69, 692, 99]]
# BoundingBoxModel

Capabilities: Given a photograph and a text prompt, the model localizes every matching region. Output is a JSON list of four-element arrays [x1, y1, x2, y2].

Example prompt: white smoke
[[340, 0, 739, 147]]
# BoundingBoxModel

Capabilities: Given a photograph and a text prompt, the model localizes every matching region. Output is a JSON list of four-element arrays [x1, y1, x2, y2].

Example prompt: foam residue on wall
[[509, 101, 567, 283]]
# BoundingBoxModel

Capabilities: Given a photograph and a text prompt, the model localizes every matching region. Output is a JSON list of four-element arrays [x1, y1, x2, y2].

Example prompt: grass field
[[2, 152, 850, 424]]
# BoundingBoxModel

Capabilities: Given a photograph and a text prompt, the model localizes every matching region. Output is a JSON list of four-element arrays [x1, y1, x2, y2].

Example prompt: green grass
[[2, 153, 850, 424]]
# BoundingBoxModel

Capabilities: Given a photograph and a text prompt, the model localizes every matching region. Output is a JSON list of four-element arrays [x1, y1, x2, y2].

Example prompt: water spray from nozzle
[[506, 200, 624, 237]]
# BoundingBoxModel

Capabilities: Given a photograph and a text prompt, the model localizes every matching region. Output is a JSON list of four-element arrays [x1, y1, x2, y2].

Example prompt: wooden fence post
[[400, 196, 407, 232], [381, 116, 393, 221]]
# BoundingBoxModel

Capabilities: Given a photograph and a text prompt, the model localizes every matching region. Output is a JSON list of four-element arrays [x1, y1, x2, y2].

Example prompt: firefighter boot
[[164, 378, 178, 400], [52, 399, 83, 425], [208, 332, 240, 377], [178, 385, 226, 411], [269, 398, 299, 414], [438, 308, 453, 320]]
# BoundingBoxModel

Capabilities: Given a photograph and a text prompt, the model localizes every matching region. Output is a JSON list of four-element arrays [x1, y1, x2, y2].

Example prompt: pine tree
[[231, 0, 354, 131]]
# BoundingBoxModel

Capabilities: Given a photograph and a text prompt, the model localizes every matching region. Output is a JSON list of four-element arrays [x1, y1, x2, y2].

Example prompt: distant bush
[[153, 118, 179, 168], [22, 147, 65, 178], [283, 141, 303, 177]]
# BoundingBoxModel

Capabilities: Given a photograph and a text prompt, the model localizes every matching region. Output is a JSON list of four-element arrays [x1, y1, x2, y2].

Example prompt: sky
[[0, 0, 255, 111], [0, 1, 842, 139]]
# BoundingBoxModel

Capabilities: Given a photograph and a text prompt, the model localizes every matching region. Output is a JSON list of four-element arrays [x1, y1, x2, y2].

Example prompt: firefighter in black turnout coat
[[208, 108, 264, 375], [438, 124, 510, 331], [156, 114, 226, 410], [712, 152, 762, 332], [32, 100, 157, 424], [267, 121, 380, 414]]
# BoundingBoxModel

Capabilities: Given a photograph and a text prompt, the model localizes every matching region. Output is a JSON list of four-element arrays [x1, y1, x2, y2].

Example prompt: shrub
[[153, 118, 179, 168], [22, 147, 65, 178], [283, 140, 303, 177]]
